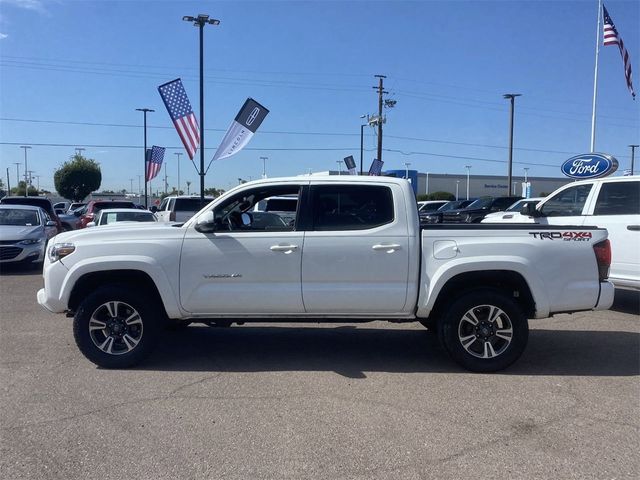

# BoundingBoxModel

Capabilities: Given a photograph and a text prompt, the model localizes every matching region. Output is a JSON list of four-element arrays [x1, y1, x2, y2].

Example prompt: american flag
[[146, 146, 165, 182], [603, 4, 635, 99], [158, 79, 200, 158]]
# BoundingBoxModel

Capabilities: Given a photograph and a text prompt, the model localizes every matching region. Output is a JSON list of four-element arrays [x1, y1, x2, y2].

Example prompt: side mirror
[[520, 204, 543, 218], [86, 222, 96, 228], [241, 212, 252, 226], [195, 211, 215, 233], [45, 220, 57, 227]]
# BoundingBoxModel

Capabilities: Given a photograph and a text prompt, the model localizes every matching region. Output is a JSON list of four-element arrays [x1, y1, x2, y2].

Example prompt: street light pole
[[13, 162, 20, 190], [503, 93, 521, 199], [174, 152, 183, 194], [465, 165, 471, 200], [337, 160, 343, 175], [524, 167, 529, 183], [183, 13, 220, 205], [629, 145, 639, 175], [20, 146, 31, 197], [260, 156, 268, 179], [404, 162, 411, 180], [456, 180, 460, 201], [359, 114, 367, 175], [136, 108, 154, 207]]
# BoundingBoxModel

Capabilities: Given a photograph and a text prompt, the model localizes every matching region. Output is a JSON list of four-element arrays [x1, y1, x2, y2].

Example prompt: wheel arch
[[428, 270, 536, 322]]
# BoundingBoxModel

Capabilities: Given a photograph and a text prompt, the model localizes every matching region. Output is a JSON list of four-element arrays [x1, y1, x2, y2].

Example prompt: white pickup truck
[[38, 176, 614, 372]]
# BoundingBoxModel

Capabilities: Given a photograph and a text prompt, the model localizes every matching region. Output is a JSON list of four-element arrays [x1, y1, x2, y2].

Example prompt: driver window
[[540, 184, 592, 217], [213, 185, 301, 232]]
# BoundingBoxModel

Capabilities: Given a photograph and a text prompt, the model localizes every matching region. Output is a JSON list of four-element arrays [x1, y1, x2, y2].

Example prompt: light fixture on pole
[[359, 114, 368, 175], [465, 165, 471, 200], [19, 146, 31, 197], [182, 13, 220, 206], [629, 145, 638, 175], [404, 162, 411, 180], [260, 156, 268, 179], [174, 152, 183, 194], [136, 108, 154, 207], [503, 93, 521, 199]]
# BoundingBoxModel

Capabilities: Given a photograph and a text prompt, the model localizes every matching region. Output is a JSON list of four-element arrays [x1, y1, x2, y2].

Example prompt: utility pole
[[503, 94, 521, 198], [174, 152, 183, 194], [629, 145, 639, 175], [373, 75, 387, 163], [260, 156, 268, 179], [20, 146, 31, 197], [13, 162, 20, 189], [6, 167, 10, 193], [136, 108, 154, 208]]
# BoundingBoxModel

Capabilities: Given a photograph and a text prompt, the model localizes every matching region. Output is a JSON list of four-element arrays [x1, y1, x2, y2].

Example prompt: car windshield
[[174, 198, 205, 211], [99, 211, 155, 224], [466, 197, 493, 209], [505, 199, 538, 212], [0, 209, 40, 226], [94, 202, 135, 212]]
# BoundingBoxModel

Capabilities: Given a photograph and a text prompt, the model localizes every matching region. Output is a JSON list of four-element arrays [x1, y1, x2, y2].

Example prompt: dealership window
[[540, 184, 593, 217], [593, 181, 640, 216]]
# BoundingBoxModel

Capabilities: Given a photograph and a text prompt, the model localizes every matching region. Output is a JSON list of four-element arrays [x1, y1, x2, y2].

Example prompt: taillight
[[593, 240, 611, 282]]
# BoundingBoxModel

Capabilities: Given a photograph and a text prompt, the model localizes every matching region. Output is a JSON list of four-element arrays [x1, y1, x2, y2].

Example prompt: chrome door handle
[[627, 225, 640, 231], [270, 244, 299, 254], [372, 244, 401, 253]]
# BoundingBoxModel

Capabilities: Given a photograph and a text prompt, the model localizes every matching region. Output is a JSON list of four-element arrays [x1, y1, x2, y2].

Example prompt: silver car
[[0, 205, 58, 266]]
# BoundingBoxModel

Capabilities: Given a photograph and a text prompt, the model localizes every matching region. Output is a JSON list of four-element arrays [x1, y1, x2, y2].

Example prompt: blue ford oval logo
[[561, 153, 618, 179]]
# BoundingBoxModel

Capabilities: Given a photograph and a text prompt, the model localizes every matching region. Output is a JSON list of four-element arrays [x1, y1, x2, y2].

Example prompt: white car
[[481, 198, 543, 223], [88, 208, 157, 227], [482, 176, 640, 290]]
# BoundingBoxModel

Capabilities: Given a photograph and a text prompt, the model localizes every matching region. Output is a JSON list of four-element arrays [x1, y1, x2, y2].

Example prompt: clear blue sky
[[1, 0, 638, 194]]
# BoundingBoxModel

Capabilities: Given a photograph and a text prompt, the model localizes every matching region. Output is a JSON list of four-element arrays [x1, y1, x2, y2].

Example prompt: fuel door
[[433, 240, 459, 260]]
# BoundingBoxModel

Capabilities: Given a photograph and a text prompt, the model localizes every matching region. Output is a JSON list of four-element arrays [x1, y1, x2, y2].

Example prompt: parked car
[[441, 196, 523, 223], [53, 201, 70, 214], [76, 200, 137, 228], [421, 199, 474, 224], [0, 204, 58, 266], [88, 208, 157, 227], [417, 200, 449, 213], [67, 202, 86, 213], [154, 196, 213, 223], [481, 198, 543, 223], [0, 196, 64, 233], [484, 176, 640, 290]]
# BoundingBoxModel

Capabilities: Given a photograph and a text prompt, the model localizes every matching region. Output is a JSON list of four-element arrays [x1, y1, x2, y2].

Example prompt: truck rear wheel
[[438, 289, 528, 372], [73, 285, 161, 368]]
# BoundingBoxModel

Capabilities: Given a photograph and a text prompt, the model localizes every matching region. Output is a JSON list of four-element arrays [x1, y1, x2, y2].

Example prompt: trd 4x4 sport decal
[[529, 231, 593, 241]]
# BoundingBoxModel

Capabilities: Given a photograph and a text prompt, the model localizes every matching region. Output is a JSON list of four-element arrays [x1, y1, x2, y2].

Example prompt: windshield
[[0, 208, 40, 226], [466, 197, 493, 209], [99, 211, 155, 225]]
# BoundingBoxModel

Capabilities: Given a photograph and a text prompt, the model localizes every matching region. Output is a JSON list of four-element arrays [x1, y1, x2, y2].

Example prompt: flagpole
[[590, 0, 602, 152]]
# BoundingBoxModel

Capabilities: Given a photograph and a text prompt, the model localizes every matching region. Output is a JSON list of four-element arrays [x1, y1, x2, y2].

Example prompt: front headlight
[[48, 243, 75, 263], [19, 238, 43, 245]]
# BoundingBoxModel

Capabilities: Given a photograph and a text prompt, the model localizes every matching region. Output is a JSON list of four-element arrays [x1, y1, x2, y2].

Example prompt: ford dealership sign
[[561, 153, 618, 179]]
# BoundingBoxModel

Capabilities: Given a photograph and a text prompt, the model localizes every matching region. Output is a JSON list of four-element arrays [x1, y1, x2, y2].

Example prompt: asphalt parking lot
[[0, 267, 638, 480]]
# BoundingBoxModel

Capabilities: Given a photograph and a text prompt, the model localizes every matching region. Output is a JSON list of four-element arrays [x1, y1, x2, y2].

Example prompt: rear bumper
[[595, 281, 615, 310]]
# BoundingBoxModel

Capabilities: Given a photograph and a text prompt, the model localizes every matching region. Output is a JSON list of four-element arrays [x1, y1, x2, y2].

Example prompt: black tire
[[438, 289, 528, 372], [73, 285, 162, 368]]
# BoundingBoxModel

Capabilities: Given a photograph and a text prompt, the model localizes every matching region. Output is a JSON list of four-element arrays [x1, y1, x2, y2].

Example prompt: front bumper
[[36, 257, 70, 314], [0, 242, 44, 264]]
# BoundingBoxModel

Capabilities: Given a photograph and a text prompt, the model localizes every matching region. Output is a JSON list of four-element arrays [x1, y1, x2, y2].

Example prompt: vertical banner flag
[[344, 156, 357, 175], [368, 159, 384, 176], [146, 146, 165, 182], [603, 4, 635, 99], [211, 98, 269, 163], [158, 79, 201, 159]]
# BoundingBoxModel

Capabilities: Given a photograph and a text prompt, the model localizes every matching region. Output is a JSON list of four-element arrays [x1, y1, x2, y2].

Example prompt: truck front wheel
[[73, 286, 161, 368], [438, 289, 528, 372]]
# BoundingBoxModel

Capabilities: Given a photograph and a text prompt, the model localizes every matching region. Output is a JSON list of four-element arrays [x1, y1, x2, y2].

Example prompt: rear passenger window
[[540, 184, 593, 217], [311, 185, 394, 231], [593, 182, 640, 215]]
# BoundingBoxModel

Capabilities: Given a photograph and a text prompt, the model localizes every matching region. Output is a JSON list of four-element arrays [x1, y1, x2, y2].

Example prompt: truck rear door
[[301, 183, 411, 314]]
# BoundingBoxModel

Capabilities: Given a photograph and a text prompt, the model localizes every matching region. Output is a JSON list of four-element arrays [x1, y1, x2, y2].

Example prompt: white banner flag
[[211, 98, 269, 163]]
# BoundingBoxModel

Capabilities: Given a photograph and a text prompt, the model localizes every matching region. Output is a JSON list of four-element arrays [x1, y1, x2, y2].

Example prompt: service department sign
[[561, 153, 618, 179]]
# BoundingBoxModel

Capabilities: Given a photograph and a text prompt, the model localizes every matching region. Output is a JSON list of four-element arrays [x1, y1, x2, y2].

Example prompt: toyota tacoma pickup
[[38, 176, 614, 372]]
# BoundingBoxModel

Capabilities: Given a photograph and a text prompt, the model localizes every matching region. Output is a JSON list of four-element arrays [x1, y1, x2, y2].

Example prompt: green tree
[[204, 187, 225, 197], [11, 181, 38, 196], [417, 191, 455, 201], [54, 154, 102, 201]]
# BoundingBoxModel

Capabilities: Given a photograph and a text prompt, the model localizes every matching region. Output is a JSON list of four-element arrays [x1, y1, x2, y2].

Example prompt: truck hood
[[51, 221, 185, 244]]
